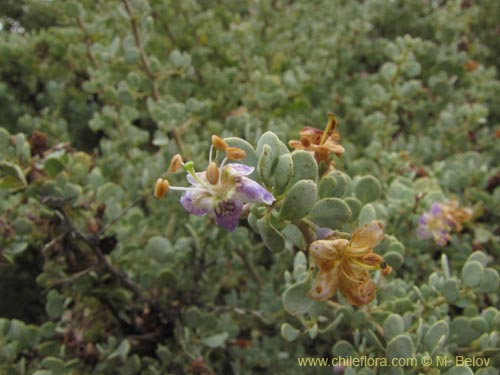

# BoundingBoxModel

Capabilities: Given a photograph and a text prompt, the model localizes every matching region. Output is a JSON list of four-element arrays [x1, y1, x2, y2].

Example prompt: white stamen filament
[[218, 157, 228, 184]]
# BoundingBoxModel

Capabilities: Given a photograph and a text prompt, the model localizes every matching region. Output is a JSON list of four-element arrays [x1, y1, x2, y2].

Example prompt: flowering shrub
[[1, 1, 500, 374]]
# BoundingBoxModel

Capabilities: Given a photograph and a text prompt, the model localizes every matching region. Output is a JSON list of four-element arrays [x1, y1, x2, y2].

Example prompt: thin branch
[[235, 248, 264, 287], [76, 15, 98, 69], [122, 0, 160, 101]]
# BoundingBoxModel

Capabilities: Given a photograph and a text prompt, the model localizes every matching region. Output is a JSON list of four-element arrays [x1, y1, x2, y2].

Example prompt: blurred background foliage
[[0, 0, 499, 374]]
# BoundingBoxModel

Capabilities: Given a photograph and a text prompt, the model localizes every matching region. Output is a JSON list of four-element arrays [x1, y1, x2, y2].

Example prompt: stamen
[[206, 162, 220, 185], [212, 135, 228, 151], [320, 112, 337, 145], [154, 178, 170, 198], [169, 154, 184, 172], [226, 147, 246, 160], [183, 161, 211, 189], [218, 157, 229, 184]]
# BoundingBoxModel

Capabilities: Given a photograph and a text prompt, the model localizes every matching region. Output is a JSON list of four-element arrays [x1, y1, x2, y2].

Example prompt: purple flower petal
[[418, 214, 429, 225], [213, 199, 243, 232], [317, 227, 335, 240], [430, 203, 443, 217], [180, 191, 212, 216], [226, 163, 254, 176], [234, 176, 274, 205], [416, 225, 431, 240], [186, 171, 207, 186]]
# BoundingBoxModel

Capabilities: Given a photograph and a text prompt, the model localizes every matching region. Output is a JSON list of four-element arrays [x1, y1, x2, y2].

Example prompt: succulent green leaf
[[332, 340, 358, 357], [461, 261, 484, 288], [444, 367, 474, 375], [273, 153, 293, 195], [145, 236, 174, 262], [442, 278, 460, 303], [386, 334, 414, 360], [256, 131, 282, 160], [290, 150, 318, 184], [344, 197, 362, 220], [279, 180, 317, 221], [282, 278, 314, 316], [281, 323, 300, 341], [424, 320, 449, 353], [329, 171, 349, 197], [358, 203, 377, 225], [354, 175, 382, 203], [383, 314, 405, 341], [477, 268, 500, 293], [308, 198, 351, 229], [318, 176, 336, 198], [202, 332, 228, 348], [383, 251, 404, 269], [257, 217, 285, 252], [258, 144, 274, 187], [41, 357, 65, 373]]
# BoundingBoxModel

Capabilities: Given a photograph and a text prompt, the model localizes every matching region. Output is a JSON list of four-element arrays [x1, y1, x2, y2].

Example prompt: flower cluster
[[289, 112, 344, 169], [308, 221, 391, 306], [416, 201, 472, 246], [155, 136, 275, 232]]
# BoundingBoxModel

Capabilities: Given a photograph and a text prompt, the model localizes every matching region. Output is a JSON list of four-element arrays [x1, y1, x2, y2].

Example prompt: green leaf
[[358, 203, 377, 225], [318, 176, 336, 198], [256, 131, 281, 166], [282, 278, 314, 316], [279, 180, 317, 220], [383, 251, 404, 269], [461, 261, 484, 288], [290, 150, 318, 184], [477, 268, 499, 293], [281, 323, 300, 341], [424, 320, 449, 353], [355, 175, 382, 203], [224, 137, 258, 174], [202, 332, 228, 348], [258, 144, 274, 187], [330, 171, 349, 197], [383, 314, 405, 341], [46, 290, 65, 319], [308, 198, 351, 229], [257, 217, 285, 252], [145, 236, 174, 262], [332, 340, 358, 357], [41, 356, 65, 374], [273, 153, 293, 195], [344, 197, 362, 220], [442, 278, 460, 303], [444, 367, 473, 375], [64, 2, 79, 17], [386, 334, 414, 360]]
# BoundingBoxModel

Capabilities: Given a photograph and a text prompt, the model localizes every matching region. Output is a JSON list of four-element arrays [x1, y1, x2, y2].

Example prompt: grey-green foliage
[[1, 0, 500, 374]]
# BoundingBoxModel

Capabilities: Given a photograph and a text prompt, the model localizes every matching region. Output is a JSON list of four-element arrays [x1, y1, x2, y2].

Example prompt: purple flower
[[416, 203, 451, 246], [179, 163, 274, 232]]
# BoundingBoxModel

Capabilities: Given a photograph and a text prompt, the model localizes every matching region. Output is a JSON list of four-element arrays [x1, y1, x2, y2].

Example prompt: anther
[[225, 147, 246, 160], [206, 162, 220, 185], [212, 135, 229, 151], [169, 154, 183, 172], [154, 178, 170, 198]]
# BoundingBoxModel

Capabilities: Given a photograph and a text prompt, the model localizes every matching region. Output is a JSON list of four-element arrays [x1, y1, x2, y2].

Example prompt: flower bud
[[154, 178, 170, 198], [206, 162, 220, 185], [212, 135, 228, 151], [225, 147, 246, 160], [169, 154, 183, 172]]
